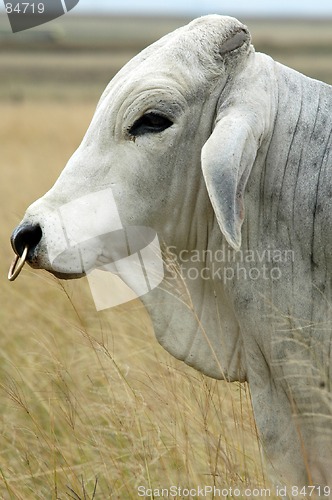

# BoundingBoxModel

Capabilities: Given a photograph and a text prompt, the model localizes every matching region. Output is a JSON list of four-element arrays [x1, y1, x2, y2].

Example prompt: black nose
[[11, 223, 42, 260]]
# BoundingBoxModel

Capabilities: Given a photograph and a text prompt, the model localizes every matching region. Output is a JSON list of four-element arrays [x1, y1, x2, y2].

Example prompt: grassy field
[[1, 14, 332, 499]]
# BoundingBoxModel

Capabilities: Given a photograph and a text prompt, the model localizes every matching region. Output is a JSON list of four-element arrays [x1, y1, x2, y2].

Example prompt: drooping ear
[[201, 111, 259, 250]]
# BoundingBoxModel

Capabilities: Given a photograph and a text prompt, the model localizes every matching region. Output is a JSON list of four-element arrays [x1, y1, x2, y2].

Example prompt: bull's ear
[[201, 112, 259, 250], [219, 28, 249, 56]]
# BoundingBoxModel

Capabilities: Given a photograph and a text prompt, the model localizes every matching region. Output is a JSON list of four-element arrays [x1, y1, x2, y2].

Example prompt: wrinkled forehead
[[100, 47, 203, 114], [98, 15, 247, 113], [98, 66, 189, 127]]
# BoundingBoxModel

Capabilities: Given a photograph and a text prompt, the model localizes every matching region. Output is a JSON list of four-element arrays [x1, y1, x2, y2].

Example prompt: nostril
[[11, 223, 42, 259]]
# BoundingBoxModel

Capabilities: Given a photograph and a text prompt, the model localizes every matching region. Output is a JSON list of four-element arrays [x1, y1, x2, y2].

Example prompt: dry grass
[[0, 102, 274, 498]]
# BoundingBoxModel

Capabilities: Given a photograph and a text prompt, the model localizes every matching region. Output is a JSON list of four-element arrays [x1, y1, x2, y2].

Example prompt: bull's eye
[[129, 112, 173, 136]]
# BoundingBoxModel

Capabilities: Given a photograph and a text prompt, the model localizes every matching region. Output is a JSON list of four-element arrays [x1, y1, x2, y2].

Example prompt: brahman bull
[[9, 15, 332, 494]]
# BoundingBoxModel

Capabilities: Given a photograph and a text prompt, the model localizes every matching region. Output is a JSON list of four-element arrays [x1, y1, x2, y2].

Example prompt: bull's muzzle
[[8, 223, 42, 280]]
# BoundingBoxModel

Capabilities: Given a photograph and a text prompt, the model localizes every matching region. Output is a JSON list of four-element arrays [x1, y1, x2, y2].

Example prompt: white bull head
[[9, 15, 332, 492]]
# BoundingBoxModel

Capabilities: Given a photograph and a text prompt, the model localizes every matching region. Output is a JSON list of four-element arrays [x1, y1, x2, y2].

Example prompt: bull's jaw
[[50, 270, 85, 280]]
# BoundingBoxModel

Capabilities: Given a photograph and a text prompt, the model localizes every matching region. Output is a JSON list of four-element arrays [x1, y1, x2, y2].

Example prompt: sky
[[72, 0, 332, 17]]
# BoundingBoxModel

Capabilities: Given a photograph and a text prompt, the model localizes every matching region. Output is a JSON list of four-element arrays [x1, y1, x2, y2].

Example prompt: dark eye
[[129, 112, 173, 137]]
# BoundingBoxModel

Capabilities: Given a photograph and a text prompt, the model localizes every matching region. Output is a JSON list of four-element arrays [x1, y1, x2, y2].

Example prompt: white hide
[[12, 15, 332, 493]]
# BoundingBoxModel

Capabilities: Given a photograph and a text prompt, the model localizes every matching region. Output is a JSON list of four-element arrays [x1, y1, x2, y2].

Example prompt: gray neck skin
[[242, 60, 332, 488]]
